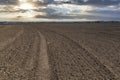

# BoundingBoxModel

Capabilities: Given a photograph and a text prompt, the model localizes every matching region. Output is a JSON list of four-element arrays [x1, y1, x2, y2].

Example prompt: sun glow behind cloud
[[0, 0, 46, 20], [13, 0, 39, 18], [14, 3, 36, 11], [16, 0, 37, 10]]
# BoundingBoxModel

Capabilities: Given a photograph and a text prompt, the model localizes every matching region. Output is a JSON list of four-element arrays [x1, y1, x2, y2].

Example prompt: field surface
[[0, 23, 120, 80]]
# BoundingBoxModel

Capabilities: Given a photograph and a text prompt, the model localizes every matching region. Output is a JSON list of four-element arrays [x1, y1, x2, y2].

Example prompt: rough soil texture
[[0, 23, 120, 80]]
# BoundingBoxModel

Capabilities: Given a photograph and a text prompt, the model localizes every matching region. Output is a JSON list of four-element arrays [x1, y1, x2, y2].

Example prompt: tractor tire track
[[0, 26, 51, 80], [39, 28, 118, 80], [43, 26, 120, 79], [36, 31, 50, 80], [0, 30, 24, 51]]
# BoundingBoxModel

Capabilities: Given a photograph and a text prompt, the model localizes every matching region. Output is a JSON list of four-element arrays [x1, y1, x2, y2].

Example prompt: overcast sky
[[0, 0, 120, 21]]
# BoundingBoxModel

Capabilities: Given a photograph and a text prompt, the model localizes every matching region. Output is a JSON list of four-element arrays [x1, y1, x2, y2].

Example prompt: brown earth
[[0, 23, 120, 80]]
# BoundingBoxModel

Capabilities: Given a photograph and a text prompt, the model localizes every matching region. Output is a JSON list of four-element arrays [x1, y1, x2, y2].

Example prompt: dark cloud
[[0, 0, 17, 5], [44, 0, 120, 5], [77, 0, 120, 5], [35, 12, 120, 21], [34, 3, 120, 21], [0, 0, 120, 5]]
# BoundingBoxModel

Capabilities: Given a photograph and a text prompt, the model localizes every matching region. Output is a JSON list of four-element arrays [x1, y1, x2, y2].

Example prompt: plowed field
[[0, 23, 120, 80]]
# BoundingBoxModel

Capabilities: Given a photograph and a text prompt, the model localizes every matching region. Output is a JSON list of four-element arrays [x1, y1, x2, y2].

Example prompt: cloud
[[0, 0, 120, 21], [34, 3, 120, 21], [0, 0, 17, 5], [0, 0, 120, 5], [44, 0, 120, 6]]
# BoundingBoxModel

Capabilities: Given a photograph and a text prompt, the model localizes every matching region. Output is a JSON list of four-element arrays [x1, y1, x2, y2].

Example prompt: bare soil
[[0, 23, 120, 80]]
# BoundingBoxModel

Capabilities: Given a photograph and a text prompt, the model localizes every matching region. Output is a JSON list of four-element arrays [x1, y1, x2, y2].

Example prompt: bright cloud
[[46, 4, 93, 15]]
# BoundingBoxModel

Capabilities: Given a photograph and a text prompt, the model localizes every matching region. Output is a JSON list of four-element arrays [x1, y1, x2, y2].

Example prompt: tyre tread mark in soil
[[36, 31, 50, 80], [0, 28, 35, 80], [0, 30, 24, 51], [41, 28, 118, 80]]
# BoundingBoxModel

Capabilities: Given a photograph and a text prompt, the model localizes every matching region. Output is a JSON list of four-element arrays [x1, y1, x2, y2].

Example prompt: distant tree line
[[0, 21, 120, 25]]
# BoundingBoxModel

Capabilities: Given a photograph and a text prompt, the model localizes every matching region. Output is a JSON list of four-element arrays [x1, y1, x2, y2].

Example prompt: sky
[[0, 0, 120, 21]]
